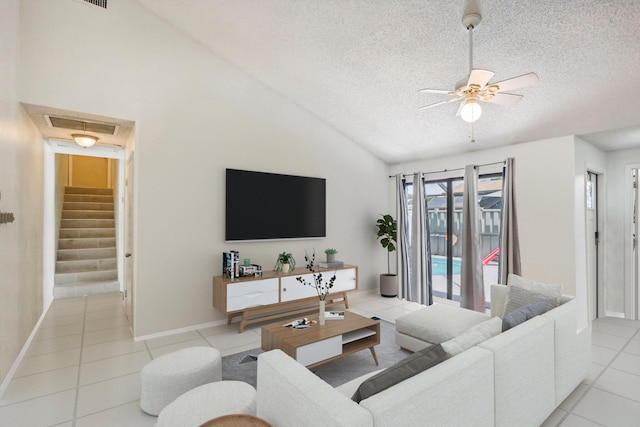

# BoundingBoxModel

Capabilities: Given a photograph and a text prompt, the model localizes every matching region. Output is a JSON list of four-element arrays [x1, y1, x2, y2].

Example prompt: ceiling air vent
[[82, 0, 107, 9], [47, 116, 118, 135]]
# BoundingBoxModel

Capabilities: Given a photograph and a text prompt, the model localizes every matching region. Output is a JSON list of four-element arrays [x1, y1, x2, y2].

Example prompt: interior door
[[586, 172, 598, 321], [124, 152, 134, 325]]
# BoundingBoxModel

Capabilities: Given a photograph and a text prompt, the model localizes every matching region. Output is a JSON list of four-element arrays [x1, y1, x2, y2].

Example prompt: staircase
[[54, 186, 120, 299]]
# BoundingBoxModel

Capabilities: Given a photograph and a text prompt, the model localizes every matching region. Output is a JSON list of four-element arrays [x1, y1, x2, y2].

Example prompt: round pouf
[[156, 381, 257, 427], [140, 346, 222, 416]]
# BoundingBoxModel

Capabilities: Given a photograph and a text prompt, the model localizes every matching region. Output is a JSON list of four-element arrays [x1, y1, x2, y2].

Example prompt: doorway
[[43, 140, 125, 307], [586, 171, 600, 321]]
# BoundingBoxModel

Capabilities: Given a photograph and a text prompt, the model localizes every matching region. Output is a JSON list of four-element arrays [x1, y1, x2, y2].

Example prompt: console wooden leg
[[342, 292, 350, 309], [369, 347, 379, 366]]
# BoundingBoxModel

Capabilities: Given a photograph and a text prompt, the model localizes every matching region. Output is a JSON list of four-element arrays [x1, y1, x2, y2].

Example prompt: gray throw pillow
[[504, 285, 557, 317], [502, 300, 554, 331], [351, 344, 448, 403]]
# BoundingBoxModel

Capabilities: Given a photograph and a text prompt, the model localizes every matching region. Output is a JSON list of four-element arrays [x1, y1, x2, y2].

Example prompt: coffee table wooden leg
[[369, 347, 379, 366]]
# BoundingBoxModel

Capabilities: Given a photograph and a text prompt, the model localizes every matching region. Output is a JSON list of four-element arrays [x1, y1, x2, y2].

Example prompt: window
[[404, 173, 503, 306]]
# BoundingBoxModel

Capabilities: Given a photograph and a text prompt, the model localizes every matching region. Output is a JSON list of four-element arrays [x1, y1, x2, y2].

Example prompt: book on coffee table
[[325, 311, 345, 320]]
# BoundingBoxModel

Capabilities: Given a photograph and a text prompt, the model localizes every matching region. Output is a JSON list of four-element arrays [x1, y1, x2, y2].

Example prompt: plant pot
[[380, 274, 397, 298], [281, 262, 290, 273], [326, 253, 336, 263]]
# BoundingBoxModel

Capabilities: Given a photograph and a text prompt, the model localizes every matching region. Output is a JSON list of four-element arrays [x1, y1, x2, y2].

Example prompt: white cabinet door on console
[[280, 268, 357, 302], [227, 278, 279, 311], [281, 274, 317, 302]]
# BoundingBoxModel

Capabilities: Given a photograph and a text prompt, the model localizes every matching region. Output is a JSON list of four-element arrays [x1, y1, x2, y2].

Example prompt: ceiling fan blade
[[455, 101, 464, 117], [418, 96, 463, 110], [482, 92, 523, 105], [492, 72, 539, 92], [418, 88, 454, 95], [467, 69, 495, 89]]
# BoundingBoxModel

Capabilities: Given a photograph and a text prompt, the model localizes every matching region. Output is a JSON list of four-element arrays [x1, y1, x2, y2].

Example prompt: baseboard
[[133, 318, 229, 342], [0, 300, 52, 399], [604, 311, 625, 319]]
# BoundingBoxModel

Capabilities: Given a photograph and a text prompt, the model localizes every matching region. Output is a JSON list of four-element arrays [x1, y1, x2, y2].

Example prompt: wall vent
[[83, 0, 107, 9], [46, 116, 118, 135]]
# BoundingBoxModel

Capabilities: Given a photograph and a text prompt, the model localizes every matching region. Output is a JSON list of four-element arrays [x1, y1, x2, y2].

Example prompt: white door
[[586, 172, 599, 321], [124, 152, 134, 324]]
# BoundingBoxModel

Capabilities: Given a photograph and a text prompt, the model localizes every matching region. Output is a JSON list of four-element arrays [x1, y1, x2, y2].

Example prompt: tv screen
[[225, 169, 326, 242]]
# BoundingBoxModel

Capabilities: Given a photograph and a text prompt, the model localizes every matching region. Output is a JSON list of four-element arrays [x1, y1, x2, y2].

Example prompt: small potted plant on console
[[275, 252, 295, 273], [324, 248, 338, 263]]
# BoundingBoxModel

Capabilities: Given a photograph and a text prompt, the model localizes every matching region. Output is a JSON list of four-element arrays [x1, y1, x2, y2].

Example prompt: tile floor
[[0, 291, 638, 426]]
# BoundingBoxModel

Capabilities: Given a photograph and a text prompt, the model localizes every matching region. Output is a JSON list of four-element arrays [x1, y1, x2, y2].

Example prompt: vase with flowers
[[296, 251, 337, 325]]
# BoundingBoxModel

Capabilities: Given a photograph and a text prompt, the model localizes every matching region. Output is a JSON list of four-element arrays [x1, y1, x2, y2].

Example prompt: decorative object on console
[[222, 251, 240, 279], [324, 248, 338, 263], [376, 214, 398, 297], [296, 251, 337, 325], [274, 252, 295, 273]]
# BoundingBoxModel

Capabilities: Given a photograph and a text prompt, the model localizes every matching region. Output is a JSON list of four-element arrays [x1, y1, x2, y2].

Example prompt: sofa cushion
[[504, 286, 558, 317], [395, 303, 490, 345], [502, 300, 554, 331], [507, 274, 562, 300], [351, 344, 448, 403], [440, 316, 502, 356]]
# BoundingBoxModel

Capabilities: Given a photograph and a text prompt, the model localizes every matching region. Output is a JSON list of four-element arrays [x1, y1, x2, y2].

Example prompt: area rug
[[221, 317, 411, 388]]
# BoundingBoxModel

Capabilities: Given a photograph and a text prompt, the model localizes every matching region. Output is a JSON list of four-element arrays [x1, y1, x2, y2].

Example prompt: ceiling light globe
[[460, 99, 482, 123], [72, 134, 98, 148]]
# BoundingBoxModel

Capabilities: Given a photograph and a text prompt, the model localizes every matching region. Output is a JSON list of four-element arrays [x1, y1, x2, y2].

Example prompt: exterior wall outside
[[19, 0, 388, 337], [0, 0, 45, 385]]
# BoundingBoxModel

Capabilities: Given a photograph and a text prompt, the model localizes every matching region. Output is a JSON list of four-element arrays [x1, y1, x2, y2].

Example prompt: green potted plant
[[324, 248, 338, 263], [376, 214, 397, 297], [275, 252, 295, 273]]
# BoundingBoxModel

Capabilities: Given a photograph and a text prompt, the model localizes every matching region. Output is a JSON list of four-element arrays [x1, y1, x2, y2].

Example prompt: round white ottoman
[[140, 346, 222, 416], [156, 380, 257, 427]]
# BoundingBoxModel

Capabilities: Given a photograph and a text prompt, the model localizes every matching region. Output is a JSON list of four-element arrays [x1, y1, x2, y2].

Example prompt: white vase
[[281, 262, 290, 273], [319, 299, 325, 325]]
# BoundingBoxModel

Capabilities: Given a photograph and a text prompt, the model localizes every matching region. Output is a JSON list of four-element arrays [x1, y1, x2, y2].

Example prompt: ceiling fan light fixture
[[72, 134, 98, 148], [460, 98, 482, 123]]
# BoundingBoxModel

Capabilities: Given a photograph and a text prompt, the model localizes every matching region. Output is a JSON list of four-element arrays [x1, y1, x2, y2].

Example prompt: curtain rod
[[388, 160, 506, 178]]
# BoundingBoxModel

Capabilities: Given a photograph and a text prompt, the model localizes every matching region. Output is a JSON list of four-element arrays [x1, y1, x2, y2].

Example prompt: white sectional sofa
[[256, 281, 590, 427]]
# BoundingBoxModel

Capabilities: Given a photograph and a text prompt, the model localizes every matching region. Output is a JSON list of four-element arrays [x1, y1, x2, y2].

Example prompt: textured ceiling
[[134, 0, 640, 163]]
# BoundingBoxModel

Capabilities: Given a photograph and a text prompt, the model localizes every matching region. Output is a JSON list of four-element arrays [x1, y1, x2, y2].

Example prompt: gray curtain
[[499, 157, 521, 284], [461, 165, 485, 311], [409, 173, 433, 305], [396, 175, 411, 300]]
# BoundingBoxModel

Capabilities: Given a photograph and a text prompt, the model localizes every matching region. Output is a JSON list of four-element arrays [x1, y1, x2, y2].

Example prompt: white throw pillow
[[507, 274, 562, 300], [440, 316, 502, 356]]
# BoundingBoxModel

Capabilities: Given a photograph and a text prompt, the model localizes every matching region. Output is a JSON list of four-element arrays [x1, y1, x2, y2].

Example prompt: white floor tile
[[623, 339, 640, 356], [45, 306, 85, 319], [559, 383, 589, 411], [582, 362, 606, 385], [558, 413, 603, 427], [75, 401, 156, 427], [144, 330, 202, 348], [39, 313, 84, 329], [26, 334, 82, 357], [82, 338, 146, 363], [611, 352, 640, 376], [76, 372, 141, 418], [149, 338, 212, 358], [84, 308, 126, 322], [599, 317, 640, 329], [83, 325, 133, 346], [573, 387, 640, 427], [84, 315, 130, 332], [375, 306, 413, 322], [0, 366, 78, 406], [590, 344, 618, 366], [13, 348, 81, 378], [591, 331, 629, 351], [80, 350, 151, 386], [33, 322, 83, 342], [0, 389, 75, 427], [198, 323, 242, 337], [594, 368, 640, 403], [592, 320, 638, 338]]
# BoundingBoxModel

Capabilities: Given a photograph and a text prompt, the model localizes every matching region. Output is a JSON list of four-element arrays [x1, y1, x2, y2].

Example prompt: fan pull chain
[[469, 122, 476, 143]]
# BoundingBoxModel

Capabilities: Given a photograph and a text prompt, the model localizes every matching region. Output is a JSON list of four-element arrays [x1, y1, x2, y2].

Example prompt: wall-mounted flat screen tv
[[225, 169, 326, 242]]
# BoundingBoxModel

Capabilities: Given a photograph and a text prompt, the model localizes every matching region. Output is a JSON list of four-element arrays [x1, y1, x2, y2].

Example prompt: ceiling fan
[[418, 1, 538, 123]]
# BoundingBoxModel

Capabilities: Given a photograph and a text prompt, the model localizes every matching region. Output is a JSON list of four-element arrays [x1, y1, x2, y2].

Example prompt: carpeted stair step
[[65, 186, 113, 195], [63, 201, 114, 211], [53, 280, 120, 299], [55, 258, 117, 274], [58, 237, 115, 250], [59, 228, 115, 239], [60, 218, 115, 228], [55, 269, 118, 286], [62, 210, 114, 219], [57, 247, 116, 261]]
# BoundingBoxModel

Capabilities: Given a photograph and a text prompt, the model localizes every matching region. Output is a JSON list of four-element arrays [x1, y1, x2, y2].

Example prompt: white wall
[[390, 136, 578, 295], [19, 0, 388, 336], [606, 147, 640, 316], [0, 0, 45, 384]]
